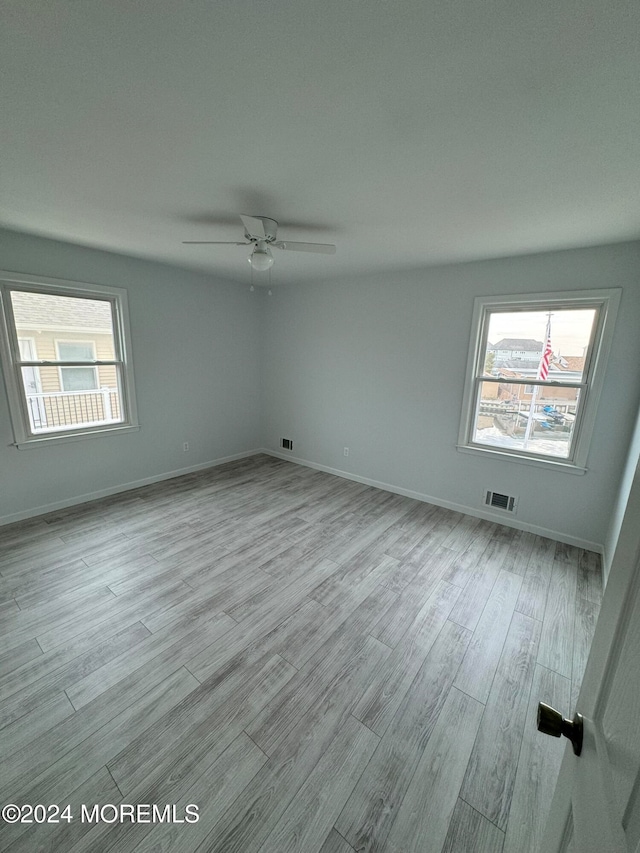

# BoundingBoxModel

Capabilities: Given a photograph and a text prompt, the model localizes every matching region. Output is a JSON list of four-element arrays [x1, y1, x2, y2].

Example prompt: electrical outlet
[[183, 442, 189, 452], [343, 447, 349, 457]]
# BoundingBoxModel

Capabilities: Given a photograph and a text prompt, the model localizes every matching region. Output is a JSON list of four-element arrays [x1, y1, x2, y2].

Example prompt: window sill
[[14, 424, 140, 449], [456, 443, 587, 475]]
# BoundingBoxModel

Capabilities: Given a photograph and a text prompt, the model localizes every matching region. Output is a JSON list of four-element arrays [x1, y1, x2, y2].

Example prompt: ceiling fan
[[183, 214, 336, 271]]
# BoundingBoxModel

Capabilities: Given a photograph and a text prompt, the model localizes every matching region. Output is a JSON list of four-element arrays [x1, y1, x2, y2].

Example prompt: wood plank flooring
[[0, 454, 602, 853]]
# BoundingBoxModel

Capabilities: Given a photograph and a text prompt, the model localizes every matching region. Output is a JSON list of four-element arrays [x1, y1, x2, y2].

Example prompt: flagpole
[[522, 385, 539, 448], [522, 313, 553, 450]]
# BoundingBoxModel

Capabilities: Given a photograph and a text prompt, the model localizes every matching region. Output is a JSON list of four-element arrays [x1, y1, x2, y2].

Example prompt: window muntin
[[0, 275, 138, 446], [459, 290, 620, 471]]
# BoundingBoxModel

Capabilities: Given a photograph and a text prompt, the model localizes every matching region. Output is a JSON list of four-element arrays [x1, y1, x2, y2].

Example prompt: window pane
[[21, 367, 123, 434], [473, 380, 579, 459], [483, 309, 596, 384], [10, 291, 116, 361]]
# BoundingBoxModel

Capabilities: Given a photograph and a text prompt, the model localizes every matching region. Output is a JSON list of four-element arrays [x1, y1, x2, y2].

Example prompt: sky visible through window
[[487, 309, 596, 357]]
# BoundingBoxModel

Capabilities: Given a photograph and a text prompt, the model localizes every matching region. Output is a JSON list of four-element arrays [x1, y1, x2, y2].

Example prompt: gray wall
[[0, 229, 263, 523], [262, 241, 640, 550], [605, 403, 640, 581]]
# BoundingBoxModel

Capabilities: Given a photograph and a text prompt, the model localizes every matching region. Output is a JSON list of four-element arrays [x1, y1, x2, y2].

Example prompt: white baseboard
[[0, 449, 264, 527], [262, 448, 605, 555]]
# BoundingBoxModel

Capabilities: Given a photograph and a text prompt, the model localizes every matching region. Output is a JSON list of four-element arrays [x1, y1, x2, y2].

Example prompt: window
[[458, 289, 621, 471], [0, 272, 139, 447]]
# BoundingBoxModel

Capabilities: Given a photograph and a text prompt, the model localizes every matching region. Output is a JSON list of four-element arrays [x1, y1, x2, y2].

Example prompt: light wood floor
[[0, 454, 602, 853]]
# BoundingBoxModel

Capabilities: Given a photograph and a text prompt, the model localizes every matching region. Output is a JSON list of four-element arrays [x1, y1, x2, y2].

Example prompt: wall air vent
[[484, 489, 518, 513], [281, 438, 293, 451]]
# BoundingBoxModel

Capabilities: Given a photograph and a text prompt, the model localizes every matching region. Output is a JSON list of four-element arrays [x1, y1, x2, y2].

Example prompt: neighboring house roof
[[491, 338, 544, 351], [11, 291, 112, 332], [558, 355, 586, 372]]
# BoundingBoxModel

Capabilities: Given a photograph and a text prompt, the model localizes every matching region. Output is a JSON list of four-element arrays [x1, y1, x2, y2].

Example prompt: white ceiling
[[2, 0, 639, 284]]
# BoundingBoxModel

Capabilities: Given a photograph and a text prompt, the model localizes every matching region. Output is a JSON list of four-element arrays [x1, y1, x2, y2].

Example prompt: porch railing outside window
[[26, 387, 121, 432]]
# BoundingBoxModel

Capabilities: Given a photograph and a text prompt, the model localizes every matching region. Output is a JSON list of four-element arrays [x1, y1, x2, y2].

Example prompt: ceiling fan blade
[[182, 241, 249, 245], [240, 214, 266, 239], [272, 241, 336, 254]]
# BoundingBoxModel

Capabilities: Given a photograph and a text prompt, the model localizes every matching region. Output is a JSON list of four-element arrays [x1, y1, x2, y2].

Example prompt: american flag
[[537, 315, 553, 381]]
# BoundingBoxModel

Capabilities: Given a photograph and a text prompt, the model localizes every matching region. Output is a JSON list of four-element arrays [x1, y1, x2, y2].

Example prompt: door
[[18, 338, 45, 429], [541, 452, 640, 852]]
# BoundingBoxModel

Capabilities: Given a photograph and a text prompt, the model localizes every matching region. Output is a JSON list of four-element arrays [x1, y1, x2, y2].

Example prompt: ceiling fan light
[[249, 246, 274, 271]]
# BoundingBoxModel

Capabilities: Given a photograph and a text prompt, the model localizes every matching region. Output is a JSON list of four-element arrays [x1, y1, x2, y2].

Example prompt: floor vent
[[485, 490, 518, 513], [281, 438, 293, 451]]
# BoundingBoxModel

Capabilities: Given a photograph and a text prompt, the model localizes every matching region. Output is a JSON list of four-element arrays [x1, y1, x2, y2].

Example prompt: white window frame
[[0, 271, 139, 448], [55, 340, 99, 392], [457, 288, 621, 473]]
